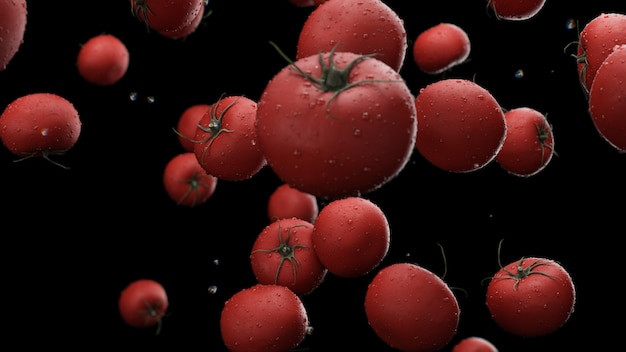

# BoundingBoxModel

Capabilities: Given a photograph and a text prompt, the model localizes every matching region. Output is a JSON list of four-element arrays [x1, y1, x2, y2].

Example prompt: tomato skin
[[130, 0, 204, 32], [451, 336, 498, 352], [486, 257, 576, 337], [487, 0, 546, 21], [77, 34, 129, 86], [0, 93, 81, 162], [267, 183, 319, 223], [162, 152, 218, 207], [118, 279, 169, 330], [311, 196, 389, 278], [588, 44, 626, 152], [576, 13, 626, 94], [415, 78, 506, 173], [412, 23, 471, 75], [220, 284, 309, 352], [256, 50, 417, 199], [175, 104, 211, 153], [157, 2, 205, 39], [496, 107, 555, 177], [193, 95, 266, 181], [365, 263, 460, 352], [296, 0, 408, 72], [250, 218, 327, 295], [0, 0, 27, 71]]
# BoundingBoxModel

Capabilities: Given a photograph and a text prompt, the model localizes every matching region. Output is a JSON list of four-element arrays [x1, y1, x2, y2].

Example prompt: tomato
[[129, 0, 204, 32], [157, 2, 206, 39], [487, 0, 546, 21], [496, 107, 556, 177], [486, 257, 576, 337], [162, 152, 218, 207], [296, 0, 408, 72], [256, 48, 417, 199], [193, 95, 266, 181], [365, 262, 460, 352], [220, 284, 310, 352], [0, 92, 81, 169], [0, 0, 27, 71], [311, 196, 389, 278], [412, 22, 471, 75], [414, 78, 507, 173], [76, 34, 129, 86], [451, 336, 498, 352], [267, 183, 319, 223], [588, 43, 626, 152], [250, 218, 326, 295], [118, 279, 169, 334], [175, 103, 211, 152], [574, 13, 626, 95]]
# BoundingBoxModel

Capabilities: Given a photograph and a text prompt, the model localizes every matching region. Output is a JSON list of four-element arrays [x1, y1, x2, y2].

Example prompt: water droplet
[[514, 69, 524, 79], [40, 128, 49, 136], [566, 18, 577, 30], [129, 92, 138, 101], [208, 285, 218, 294], [146, 96, 155, 103]]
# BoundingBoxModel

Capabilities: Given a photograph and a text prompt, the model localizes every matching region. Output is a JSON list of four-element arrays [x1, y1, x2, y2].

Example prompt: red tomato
[[452, 336, 498, 352], [118, 279, 169, 333], [0, 93, 81, 168], [412, 22, 471, 75], [220, 284, 310, 352], [575, 13, 626, 95], [250, 218, 327, 295], [129, 0, 204, 32], [157, 2, 206, 39], [175, 103, 211, 152], [486, 257, 576, 337], [296, 0, 408, 72], [365, 262, 460, 352], [588, 44, 626, 152], [496, 107, 556, 177], [76, 34, 129, 86], [193, 95, 266, 181], [311, 196, 389, 278], [256, 48, 417, 199], [0, 0, 27, 71], [415, 78, 506, 173], [267, 183, 319, 223], [487, 0, 546, 21], [162, 152, 218, 207]]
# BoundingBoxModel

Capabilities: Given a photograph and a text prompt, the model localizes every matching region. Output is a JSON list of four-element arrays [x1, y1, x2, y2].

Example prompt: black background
[[2, 0, 624, 350]]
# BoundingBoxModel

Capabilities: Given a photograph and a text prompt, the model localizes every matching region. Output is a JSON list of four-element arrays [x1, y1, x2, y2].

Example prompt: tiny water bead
[[208, 285, 218, 294], [514, 69, 525, 79]]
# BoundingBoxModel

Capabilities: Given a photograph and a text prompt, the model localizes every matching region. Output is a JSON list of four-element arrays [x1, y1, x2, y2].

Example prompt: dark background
[[2, 0, 624, 350]]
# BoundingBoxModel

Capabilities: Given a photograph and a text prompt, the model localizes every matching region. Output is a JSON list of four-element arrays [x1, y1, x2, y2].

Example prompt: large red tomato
[[76, 34, 129, 86], [250, 218, 327, 295], [256, 48, 417, 200], [486, 257, 576, 337], [296, 0, 408, 72], [574, 12, 626, 95], [365, 262, 460, 352], [414, 78, 507, 173], [118, 279, 169, 334], [220, 284, 310, 352], [129, 0, 204, 32], [0, 0, 27, 71], [0, 93, 81, 168], [193, 95, 266, 181], [588, 44, 626, 152]]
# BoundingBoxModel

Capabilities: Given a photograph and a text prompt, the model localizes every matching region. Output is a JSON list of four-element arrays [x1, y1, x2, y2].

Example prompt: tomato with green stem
[[118, 279, 169, 335], [162, 152, 218, 207], [174, 103, 211, 153], [129, 0, 204, 32], [250, 218, 327, 296]]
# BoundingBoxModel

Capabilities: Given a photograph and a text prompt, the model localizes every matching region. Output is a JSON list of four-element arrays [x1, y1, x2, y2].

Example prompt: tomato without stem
[[0, 0, 27, 71], [311, 196, 390, 278], [129, 0, 204, 32], [451, 336, 498, 352], [256, 46, 417, 199], [250, 218, 327, 295], [267, 183, 319, 223], [157, 3, 207, 39], [486, 257, 576, 337], [487, 0, 546, 21], [365, 262, 460, 352], [77, 34, 130, 86], [118, 279, 169, 334], [220, 284, 310, 352], [412, 22, 471, 75], [162, 152, 218, 207], [296, 0, 408, 72], [175, 103, 211, 153]]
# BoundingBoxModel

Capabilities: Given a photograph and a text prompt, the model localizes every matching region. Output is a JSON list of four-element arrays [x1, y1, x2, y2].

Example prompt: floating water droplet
[[146, 96, 155, 103], [514, 69, 524, 79], [208, 285, 218, 294], [129, 92, 138, 101], [566, 18, 577, 30]]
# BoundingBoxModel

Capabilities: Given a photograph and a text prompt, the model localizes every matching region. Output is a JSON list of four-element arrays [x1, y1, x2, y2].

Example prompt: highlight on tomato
[[76, 33, 130, 86], [486, 0, 546, 21], [414, 78, 507, 173], [412, 22, 471, 75], [0, 0, 27, 71], [118, 279, 169, 335], [267, 183, 319, 224], [162, 152, 218, 207]]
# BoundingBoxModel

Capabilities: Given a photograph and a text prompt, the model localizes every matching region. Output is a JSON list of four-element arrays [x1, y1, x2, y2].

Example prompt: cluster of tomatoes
[[1, 0, 624, 351]]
